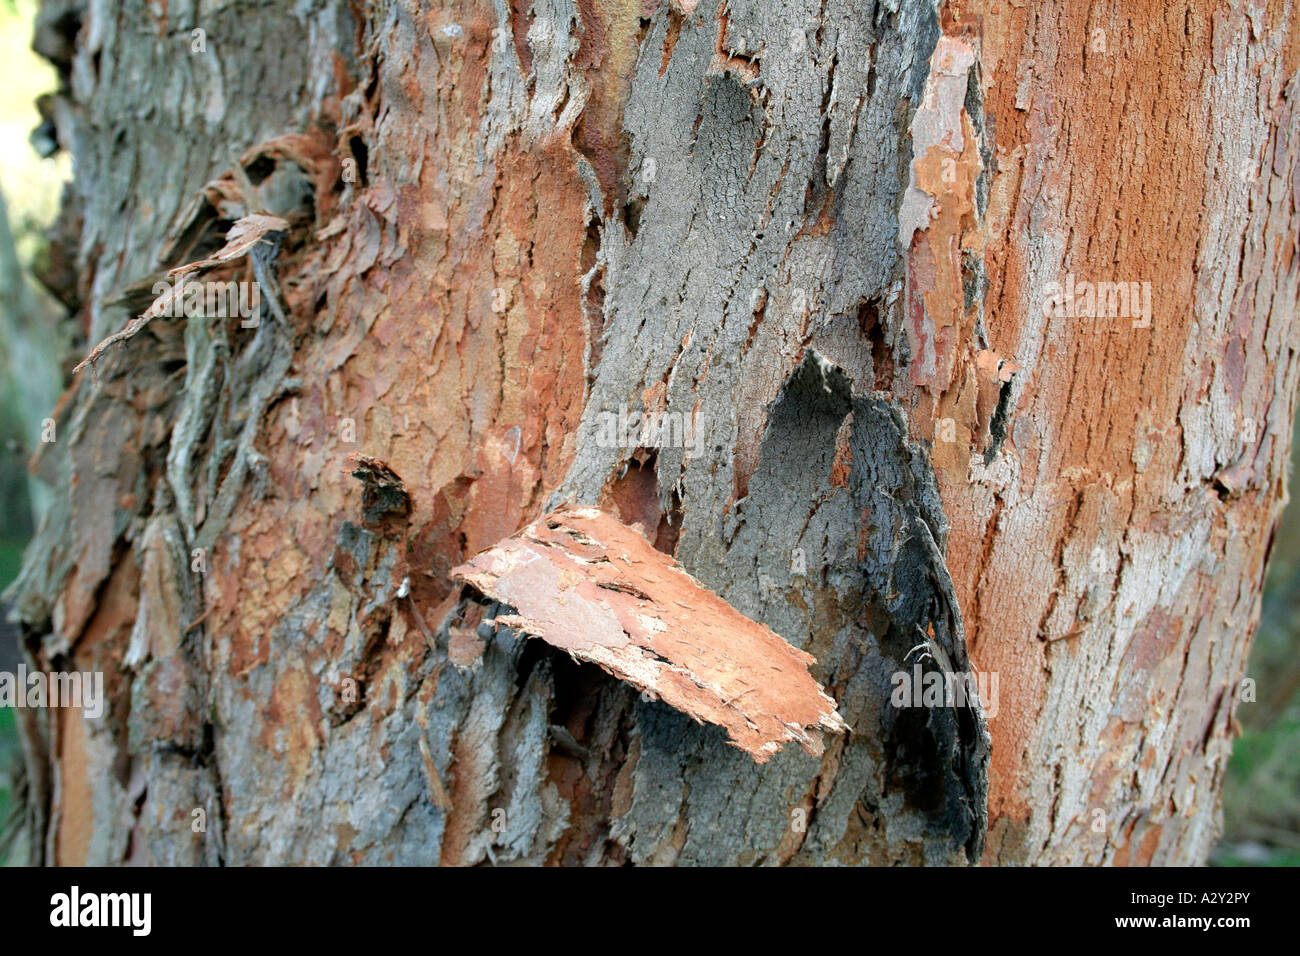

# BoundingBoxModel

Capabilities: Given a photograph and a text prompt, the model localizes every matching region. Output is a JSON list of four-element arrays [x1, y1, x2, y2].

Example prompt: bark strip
[[453, 507, 849, 762]]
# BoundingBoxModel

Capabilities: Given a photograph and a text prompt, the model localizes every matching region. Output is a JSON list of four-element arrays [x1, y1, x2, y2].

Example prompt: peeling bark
[[7, 0, 1299, 866], [452, 506, 848, 762]]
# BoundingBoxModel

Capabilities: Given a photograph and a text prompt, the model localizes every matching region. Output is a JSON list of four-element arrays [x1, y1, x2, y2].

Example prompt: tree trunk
[[8, 0, 1299, 865]]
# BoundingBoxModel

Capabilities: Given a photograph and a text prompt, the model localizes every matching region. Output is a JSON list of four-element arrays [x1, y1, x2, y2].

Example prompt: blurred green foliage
[[0, 0, 56, 866]]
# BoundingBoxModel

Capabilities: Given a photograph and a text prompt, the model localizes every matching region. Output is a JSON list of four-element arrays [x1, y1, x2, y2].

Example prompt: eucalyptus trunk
[[8, 0, 1299, 866]]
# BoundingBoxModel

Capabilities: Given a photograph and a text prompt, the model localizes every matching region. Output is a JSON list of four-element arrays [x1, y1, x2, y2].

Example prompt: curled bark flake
[[73, 213, 290, 374], [452, 507, 849, 763], [346, 453, 412, 526], [164, 213, 290, 277]]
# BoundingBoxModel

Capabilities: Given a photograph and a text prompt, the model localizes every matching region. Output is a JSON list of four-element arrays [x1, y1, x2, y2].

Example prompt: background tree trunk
[[8, 0, 1299, 865]]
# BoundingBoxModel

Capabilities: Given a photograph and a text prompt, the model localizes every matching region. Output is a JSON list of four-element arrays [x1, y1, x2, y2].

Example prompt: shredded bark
[[72, 213, 289, 374], [164, 212, 289, 276]]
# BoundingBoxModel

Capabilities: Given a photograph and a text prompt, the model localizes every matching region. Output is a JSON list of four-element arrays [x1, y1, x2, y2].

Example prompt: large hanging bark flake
[[452, 507, 849, 762]]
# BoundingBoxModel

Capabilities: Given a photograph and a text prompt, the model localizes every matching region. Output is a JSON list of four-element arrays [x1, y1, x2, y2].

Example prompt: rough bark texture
[[7, 0, 1299, 865]]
